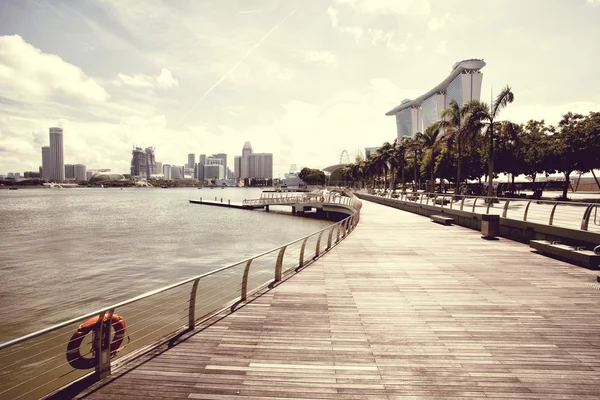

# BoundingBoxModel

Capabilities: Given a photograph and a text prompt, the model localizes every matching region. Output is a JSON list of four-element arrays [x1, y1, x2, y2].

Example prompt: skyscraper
[[49, 127, 64, 181], [65, 164, 75, 180], [187, 153, 195, 169], [74, 164, 87, 181], [130, 146, 156, 178], [386, 59, 485, 139], [41, 146, 51, 181], [240, 142, 253, 179], [234, 156, 241, 179], [197, 154, 206, 182]]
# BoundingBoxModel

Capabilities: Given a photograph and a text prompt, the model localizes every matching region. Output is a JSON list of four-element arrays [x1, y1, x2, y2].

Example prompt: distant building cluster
[[36, 127, 87, 182], [234, 142, 273, 181], [130, 146, 156, 179]]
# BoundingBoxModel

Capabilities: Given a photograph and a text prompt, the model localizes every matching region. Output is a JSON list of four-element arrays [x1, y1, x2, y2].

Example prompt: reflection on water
[[0, 187, 329, 342]]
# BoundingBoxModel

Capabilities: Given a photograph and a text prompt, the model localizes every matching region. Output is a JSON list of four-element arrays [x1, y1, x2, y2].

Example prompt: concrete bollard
[[228, 199, 230, 205], [481, 214, 500, 239], [220, 198, 223, 203], [200, 197, 202, 202]]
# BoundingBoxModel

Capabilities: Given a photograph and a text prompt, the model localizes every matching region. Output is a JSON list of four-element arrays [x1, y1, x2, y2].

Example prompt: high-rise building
[[41, 146, 51, 181], [211, 153, 227, 170], [197, 154, 206, 182], [234, 156, 241, 179], [130, 146, 156, 178], [163, 164, 171, 180], [155, 161, 162, 174], [241, 142, 253, 179], [74, 164, 87, 181], [65, 164, 75, 180], [365, 147, 381, 159], [386, 59, 486, 139], [247, 153, 273, 179], [170, 165, 183, 179], [204, 164, 225, 180], [187, 153, 195, 169], [49, 127, 64, 181]]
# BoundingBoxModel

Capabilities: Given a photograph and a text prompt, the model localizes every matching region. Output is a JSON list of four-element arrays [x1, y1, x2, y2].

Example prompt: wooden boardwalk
[[79, 200, 600, 399]]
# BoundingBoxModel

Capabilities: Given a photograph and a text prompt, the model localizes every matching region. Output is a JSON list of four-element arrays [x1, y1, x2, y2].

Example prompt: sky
[[0, 0, 599, 177]]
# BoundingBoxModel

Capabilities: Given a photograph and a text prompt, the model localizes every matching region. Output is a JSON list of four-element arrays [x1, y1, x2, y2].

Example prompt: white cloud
[[428, 13, 454, 31], [438, 40, 447, 53], [0, 35, 109, 102], [300, 50, 337, 65], [327, 6, 338, 28], [335, 0, 430, 16], [116, 68, 179, 90], [341, 26, 364, 42]]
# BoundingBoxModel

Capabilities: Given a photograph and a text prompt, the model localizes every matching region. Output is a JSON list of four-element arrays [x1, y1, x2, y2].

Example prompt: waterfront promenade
[[79, 200, 600, 399]]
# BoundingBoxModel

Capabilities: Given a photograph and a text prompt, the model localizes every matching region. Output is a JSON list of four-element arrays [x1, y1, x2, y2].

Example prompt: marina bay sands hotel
[[385, 59, 486, 139]]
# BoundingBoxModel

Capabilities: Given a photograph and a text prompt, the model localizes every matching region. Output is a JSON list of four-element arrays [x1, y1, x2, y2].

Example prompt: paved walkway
[[81, 200, 600, 399]]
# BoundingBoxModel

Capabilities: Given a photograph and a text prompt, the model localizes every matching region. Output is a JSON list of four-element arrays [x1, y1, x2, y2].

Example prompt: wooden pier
[[79, 199, 600, 399]]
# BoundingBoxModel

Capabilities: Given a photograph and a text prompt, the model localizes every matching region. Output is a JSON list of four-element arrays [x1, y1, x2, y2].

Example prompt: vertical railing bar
[[315, 231, 324, 259], [471, 197, 478, 213], [460, 196, 466, 211], [274, 246, 286, 282], [240, 260, 252, 301], [299, 237, 309, 268], [502, 199, 511, 218], [327, 226, 335, 250], [449, 195, 454, 209], [188, 278, 200, 330], [548, 202, 559, 226], [581, 204, 593, 231], [523, 201, 532, 222]]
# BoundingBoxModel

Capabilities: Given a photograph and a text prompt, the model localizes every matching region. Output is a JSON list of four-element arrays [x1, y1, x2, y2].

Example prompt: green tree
[[439, 99, 480, 194], [468, 85, 515, 197], [298, 168, 326, 186], [519, 120, 553, 187], [418, 122, 442, 192]]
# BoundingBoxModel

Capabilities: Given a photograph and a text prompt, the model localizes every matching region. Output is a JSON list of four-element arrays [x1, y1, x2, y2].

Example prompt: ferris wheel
[[339, 150, 350, 164]]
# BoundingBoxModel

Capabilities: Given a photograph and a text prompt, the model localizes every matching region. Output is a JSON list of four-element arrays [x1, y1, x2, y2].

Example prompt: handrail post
[[241, 260, 252, 301], [471, 197, 478, 213], [274, 246, 286, 282], [502, 199, 511, 218], [327, 226, 335, 250], [299, 237, 309, 268], [441, 195, 446, 208], [548, 202, 559, 226], [94, 308, 113, 379], [581, 204, 594, 231], [426, 195, 431, 205], [343, 219, 349, 238], [449, 195, 454, 209], [315, 231, 324, 259], [188, 278, 200, 330], [336, 223, 342, 243], [460, 196, 466, 211], [420, 194, 424, 204], [523, 201, 532, 222]]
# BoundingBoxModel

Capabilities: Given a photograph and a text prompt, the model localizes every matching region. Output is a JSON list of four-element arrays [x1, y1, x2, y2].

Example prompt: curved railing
[[0, 195, 362, 400], [243, 192, 361, 210], [365, 191, 599, 233]]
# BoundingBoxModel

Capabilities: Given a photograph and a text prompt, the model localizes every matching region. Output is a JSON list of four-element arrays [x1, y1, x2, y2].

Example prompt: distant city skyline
[[1, 1, 599, 177]]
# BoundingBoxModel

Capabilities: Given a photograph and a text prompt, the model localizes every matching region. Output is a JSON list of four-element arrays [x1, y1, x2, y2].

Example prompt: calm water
[[0, 187, 330, 342]]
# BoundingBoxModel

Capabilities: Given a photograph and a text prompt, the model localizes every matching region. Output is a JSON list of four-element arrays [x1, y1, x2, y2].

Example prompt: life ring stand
[[66, 314, 128, 370], [320, 196, 325, 202]]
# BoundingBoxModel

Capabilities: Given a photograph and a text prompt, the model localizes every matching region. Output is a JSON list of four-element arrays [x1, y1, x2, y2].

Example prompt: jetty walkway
[[79, 199, 600, 399]]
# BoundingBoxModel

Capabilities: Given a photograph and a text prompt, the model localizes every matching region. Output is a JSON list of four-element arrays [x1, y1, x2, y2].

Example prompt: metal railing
[[0, 196, 361, 400], [244, 193, 360, 209], [363, 191, 599, 233]]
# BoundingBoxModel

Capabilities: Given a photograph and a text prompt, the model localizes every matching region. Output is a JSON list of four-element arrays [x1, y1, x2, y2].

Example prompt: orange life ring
[[66, 314, 127, 370]]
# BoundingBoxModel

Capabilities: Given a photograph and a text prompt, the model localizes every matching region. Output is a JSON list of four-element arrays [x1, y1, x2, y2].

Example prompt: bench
[[430, 215, 454, 226], [530, 240, 600, 269]]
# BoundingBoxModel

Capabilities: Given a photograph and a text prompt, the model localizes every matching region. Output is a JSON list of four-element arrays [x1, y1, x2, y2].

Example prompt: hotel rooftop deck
[[78, 200, 600, 399]]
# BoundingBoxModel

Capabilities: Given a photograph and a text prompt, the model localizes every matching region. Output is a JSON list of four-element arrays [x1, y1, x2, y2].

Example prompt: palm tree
[[397, 137, 409, 191], [419, 122, 442, 192], [469, 85, 515, 198], [406, 134, 423, 192], [439, 99, 479, 194]]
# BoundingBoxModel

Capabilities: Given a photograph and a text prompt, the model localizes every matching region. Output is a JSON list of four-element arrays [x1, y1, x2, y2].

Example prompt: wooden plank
[[77, 200, 600, 399]]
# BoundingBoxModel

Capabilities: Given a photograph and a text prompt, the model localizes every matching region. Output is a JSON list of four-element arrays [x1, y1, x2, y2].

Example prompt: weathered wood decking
[[79, 200, 600, 399]]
